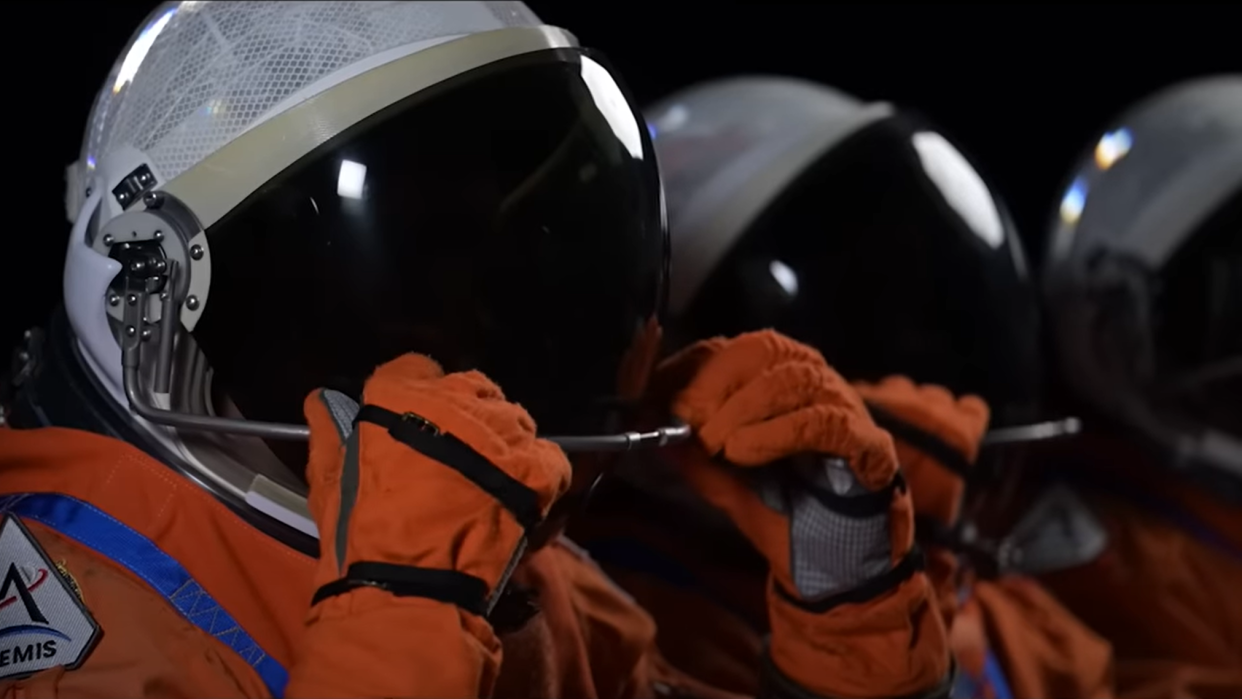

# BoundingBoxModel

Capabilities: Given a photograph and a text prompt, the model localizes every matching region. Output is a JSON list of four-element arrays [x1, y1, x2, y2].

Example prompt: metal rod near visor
[[118, 277, 691, 452], [981, 417, 1083, 447]]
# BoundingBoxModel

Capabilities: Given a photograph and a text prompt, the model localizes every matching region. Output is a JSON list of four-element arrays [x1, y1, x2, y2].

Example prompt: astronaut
[[1036, 74, 1242, 698], [0, 4, 953, 698], [569, 76, 1113, 699]]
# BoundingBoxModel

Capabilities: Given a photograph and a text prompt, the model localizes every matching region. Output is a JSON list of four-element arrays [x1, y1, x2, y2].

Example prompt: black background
[[4, 3, 1238, 353]]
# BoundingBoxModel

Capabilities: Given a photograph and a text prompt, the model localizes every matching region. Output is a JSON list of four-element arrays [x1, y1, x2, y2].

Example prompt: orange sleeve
[[283, 589, 501, 699], [970, 578, 1114, 699], [1109, 661, 1242, 699], [491, 540, 751, 699], [0, 524, 270, 699], [0, 520, 501, 699], [1039, 493, 1242, 699], [603, 565, 765, 695]]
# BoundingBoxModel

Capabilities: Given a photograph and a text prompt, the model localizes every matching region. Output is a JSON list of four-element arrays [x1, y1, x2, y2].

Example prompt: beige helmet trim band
[[163, 25, 579, 231]]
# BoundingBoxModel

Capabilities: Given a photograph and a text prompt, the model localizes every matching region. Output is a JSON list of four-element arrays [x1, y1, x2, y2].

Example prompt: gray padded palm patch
[[753, 457, 892, 600], [319, 389, 360, 440], [318, 389, 361, 571]]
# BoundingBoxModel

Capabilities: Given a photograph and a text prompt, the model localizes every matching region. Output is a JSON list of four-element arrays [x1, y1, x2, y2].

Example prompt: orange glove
[[284, 354, 571, 699], [853, 377, 993, 694], [659, 331, 951, 699], [853, 377, 990, 625], [853, 376, 989, 528]]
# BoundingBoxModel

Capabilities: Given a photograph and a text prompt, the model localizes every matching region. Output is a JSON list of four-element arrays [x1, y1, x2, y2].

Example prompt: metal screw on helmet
[[185, 295, 199, 311]]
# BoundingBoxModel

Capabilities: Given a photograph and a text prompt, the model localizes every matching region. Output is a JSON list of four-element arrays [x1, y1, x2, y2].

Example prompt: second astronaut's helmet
[[648, 76, 1041, 430]]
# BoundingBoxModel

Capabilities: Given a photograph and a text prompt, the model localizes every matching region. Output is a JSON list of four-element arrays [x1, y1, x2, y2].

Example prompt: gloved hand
[[852, 377, 990, 642], [284, 353, 571, 699], [657, 331, 950, 699], [853, 376, 989, 529]]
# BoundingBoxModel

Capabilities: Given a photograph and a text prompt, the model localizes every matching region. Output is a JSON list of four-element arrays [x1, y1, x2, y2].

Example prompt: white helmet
[[41, 1, 673, 549]]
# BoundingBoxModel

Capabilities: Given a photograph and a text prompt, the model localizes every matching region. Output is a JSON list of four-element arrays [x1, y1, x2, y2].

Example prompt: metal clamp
[[400, 412, 442, 436]]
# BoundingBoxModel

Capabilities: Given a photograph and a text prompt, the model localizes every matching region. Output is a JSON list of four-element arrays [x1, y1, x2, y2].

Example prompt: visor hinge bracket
[[109, 240, 169, 302], [111, 164, 158, 211]]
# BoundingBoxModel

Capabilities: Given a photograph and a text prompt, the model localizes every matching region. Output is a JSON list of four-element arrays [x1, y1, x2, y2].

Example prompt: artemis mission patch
[[0, 515, 101, 680]]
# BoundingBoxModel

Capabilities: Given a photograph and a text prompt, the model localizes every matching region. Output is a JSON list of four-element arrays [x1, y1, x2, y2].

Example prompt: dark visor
[[191, 48, 669, 464], [681, 115, 1042, 427], [1151, 184, 1242, 436]]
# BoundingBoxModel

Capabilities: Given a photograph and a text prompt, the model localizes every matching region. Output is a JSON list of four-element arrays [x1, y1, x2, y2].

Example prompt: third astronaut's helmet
[[1043, 75, 1242, 500]]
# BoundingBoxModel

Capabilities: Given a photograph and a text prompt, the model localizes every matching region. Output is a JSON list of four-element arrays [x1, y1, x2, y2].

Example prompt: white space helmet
[[52, 1, 671, 547], [1044, 75, 1242, 497]]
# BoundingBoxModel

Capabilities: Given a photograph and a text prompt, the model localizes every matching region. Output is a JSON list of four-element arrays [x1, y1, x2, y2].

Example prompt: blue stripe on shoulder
[[0, 493, 289, 697], [983, 650, 1014, 699]]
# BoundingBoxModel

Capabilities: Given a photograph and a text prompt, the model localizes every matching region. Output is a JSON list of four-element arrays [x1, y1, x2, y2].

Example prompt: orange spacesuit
[[1035, 74, 1242, 699], [2, 1, 956, 693], [572, 377, 1117, 699], [1033, 437, 1242, 699], [0, 334, 955, 699]]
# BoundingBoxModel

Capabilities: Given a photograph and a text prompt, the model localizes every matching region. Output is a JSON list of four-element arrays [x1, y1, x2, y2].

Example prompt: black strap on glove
[[772, 470, 926, 614], [356, 404, 543, 531], [311, 404, 544, 617], [311, 562, 491, 613], [864, 403, 973, 479]]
